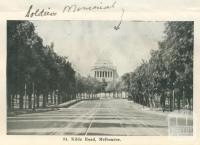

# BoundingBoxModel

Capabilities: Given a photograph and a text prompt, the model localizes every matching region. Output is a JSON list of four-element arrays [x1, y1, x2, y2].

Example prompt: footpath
[[127, 100, 192, 117], [8, 99, 82, 116], [54, 99, 81, 108]]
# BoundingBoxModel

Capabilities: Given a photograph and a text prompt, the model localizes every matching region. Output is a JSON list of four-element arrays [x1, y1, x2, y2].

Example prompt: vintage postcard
[[0, 0, 200, 145]]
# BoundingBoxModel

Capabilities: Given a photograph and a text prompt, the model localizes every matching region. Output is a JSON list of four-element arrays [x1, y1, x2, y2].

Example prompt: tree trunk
[[12, 94, 16, 109], [177, 89, 181, 110], [32, 83, 36, 111], [28, 94, 32, 109], [172, 89, 175, 110], [42, 93, 47, 108], [7, 94, 12, 111], [36, 94, 40, 108], [177, 96, 180, 110], [51, 92, 53, 104], [19, 91, 24, 110], [169, 93, 173, 112], [160, 92, 166, 112], [54, 91, 57, 105]]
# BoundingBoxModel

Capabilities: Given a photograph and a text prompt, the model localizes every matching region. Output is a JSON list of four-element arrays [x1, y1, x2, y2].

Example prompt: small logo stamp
[[168, 110, 193, 136]]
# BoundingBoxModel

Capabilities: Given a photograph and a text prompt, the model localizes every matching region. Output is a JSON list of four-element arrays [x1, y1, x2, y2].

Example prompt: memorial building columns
[[94, 70, 114, 78]]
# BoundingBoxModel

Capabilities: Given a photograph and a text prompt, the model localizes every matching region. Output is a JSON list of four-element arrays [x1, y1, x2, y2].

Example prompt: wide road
[[7, 98, 168, 135]]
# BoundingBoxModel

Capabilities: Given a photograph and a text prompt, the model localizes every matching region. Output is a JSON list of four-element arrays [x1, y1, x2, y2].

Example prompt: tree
[[123, 21, 193, 111], [7, 21, 77, 111]]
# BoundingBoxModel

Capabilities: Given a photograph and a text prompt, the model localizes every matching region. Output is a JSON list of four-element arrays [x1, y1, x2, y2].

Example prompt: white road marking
[[107, 103, 129, 136], [84, 101, 101, 136]]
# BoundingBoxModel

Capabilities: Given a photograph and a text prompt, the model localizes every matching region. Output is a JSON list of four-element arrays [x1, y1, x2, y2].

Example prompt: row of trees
[[7, 21, 101, 111], [7, 21, 77, 110], [75, 74, 104, 99], [121, 22, 193, 111], [75, 75, 126, 99]]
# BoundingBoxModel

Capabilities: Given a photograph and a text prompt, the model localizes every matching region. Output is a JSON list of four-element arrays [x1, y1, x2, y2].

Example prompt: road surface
[[7, 98, 168, 135]]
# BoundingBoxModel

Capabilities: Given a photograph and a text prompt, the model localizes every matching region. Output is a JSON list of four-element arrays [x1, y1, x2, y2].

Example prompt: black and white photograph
[[7, 20, 193, 136]]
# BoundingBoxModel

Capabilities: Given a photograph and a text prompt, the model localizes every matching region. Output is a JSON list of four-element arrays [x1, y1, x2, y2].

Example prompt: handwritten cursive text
[[25, 5, 57, 17], [63, 1, 117, 13]]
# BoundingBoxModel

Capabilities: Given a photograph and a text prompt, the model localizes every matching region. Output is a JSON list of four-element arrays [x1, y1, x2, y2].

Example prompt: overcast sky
[[32, 21, 165, 77]]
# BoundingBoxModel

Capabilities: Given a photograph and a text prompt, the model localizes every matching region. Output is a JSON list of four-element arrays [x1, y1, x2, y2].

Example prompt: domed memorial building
[[91, 54, 118, 82]]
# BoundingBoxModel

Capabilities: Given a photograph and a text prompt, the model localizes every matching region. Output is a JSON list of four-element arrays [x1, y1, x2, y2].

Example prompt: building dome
[[94, 57, 116, 69]]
